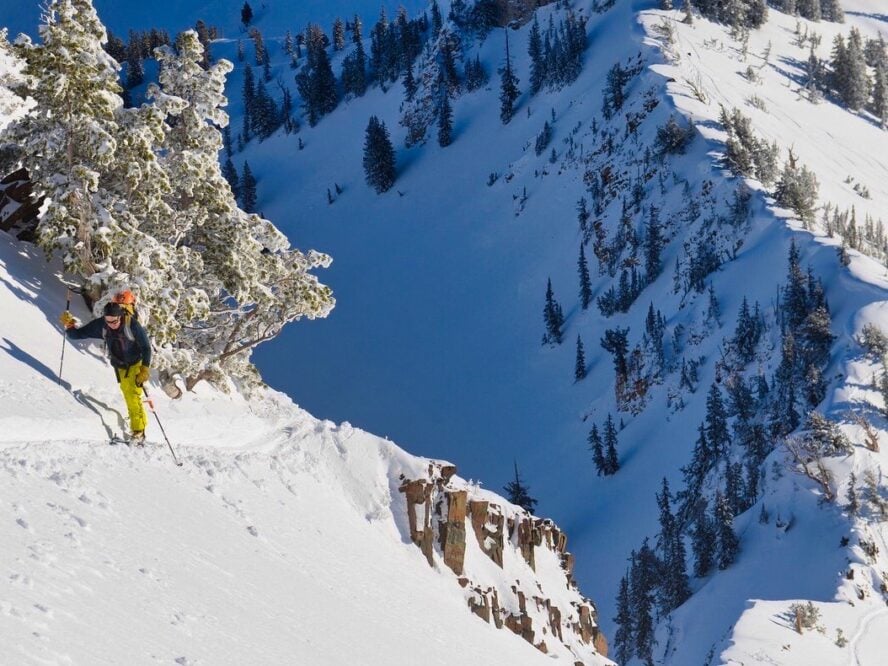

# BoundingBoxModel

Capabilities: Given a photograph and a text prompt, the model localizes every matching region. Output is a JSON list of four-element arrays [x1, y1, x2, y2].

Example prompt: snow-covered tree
[[149, 31, 334, 389], [0, 29, 31, 135], [774, 149, 819, 223], [9, 0, 125, 290]]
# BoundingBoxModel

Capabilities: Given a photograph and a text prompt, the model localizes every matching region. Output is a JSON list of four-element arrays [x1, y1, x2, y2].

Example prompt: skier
[[60, 300, 152, 444]]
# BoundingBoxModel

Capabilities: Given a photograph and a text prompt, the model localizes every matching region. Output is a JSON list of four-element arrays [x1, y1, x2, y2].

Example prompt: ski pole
[[142, 383, 183, 467], [58, 289, 71, 385]]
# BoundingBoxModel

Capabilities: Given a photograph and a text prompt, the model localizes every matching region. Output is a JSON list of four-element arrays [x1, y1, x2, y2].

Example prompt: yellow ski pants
[[116, 363, 147, 433]]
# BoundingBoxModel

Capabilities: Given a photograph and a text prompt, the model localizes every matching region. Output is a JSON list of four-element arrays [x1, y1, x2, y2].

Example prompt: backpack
[[112, 290, 138, 319]]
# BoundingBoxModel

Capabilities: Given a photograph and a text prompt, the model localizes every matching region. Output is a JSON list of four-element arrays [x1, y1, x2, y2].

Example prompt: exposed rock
[[439, 490, 467, 575], [398, 461, 607, 664], [469, 499, 505, 567]]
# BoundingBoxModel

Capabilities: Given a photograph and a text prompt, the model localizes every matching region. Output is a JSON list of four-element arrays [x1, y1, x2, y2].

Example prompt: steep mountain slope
[[6, 0, 888, 663], [0, 234, 609, 664]]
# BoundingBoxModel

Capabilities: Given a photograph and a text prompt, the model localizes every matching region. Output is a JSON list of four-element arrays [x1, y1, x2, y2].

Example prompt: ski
[[108, 435, 146, 448]]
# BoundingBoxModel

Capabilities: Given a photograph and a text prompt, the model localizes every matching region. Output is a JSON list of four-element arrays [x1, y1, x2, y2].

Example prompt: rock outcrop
[[398, 462, 608, 665]]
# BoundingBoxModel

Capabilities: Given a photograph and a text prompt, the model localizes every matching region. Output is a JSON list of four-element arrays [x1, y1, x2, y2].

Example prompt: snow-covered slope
[[0, 233, 609, 664], [6, 0, 888, 663], [635, 2, 888, 664]]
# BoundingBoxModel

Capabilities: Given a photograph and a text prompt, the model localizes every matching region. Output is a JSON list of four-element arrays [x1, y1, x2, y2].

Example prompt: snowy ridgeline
[[0, 234, 611, 664], [617, 1, 888, 665]]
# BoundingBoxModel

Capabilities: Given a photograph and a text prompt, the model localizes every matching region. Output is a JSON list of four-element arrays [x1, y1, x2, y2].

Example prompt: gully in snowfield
[[60, 295, 152, 445]]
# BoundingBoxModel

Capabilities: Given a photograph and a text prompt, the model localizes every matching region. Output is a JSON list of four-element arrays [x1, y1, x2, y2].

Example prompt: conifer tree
[[10, 0, 127, 295], [604, 413, 620, 475], [821, 0, 844, 22], [437, 86, 453, 147], [296, 25, 338, 126], [575, 334, 587, 381], [644, 206, 663, 282], [682, 424, 712, 501], [872, 60, 888, 127], [402, 62, 417, 101], [241, 63, 255, 141], [222, 157, 239, 197], [589, 423, 606, 475], [499, 30, 520, 124], [657, 478, 691, 612], [578, 243, 593, 309], [430, 0, 443, 35], [577, 197, 591, 237], [733, 296, 760, 363], [715, 490, 740, 569], [504, 462, 538, 513], [630, 540, 658, 665], [528, 15, 545, 94], [775, 149, 819, 223], [332, 17, 346, 51], [125, 38, 144, 89], [543, 278, 565, 344], [705, 383, 730, 461], [601, 327, 630, 402], [241, 1, 253, 26], [691, 499, 716, 577], [363, 116, 397, 193], [612, 573, 634, 666], [724, 460, 746, 515], [240, 160, 257, 212]]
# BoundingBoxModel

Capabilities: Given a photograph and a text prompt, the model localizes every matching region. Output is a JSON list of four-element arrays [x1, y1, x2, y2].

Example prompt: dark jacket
[[67, 316, 152, 369]]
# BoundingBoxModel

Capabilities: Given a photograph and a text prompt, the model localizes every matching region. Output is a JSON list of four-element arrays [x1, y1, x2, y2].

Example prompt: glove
[[59, 311, 76, 330], [135, 365, 150, 387]]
